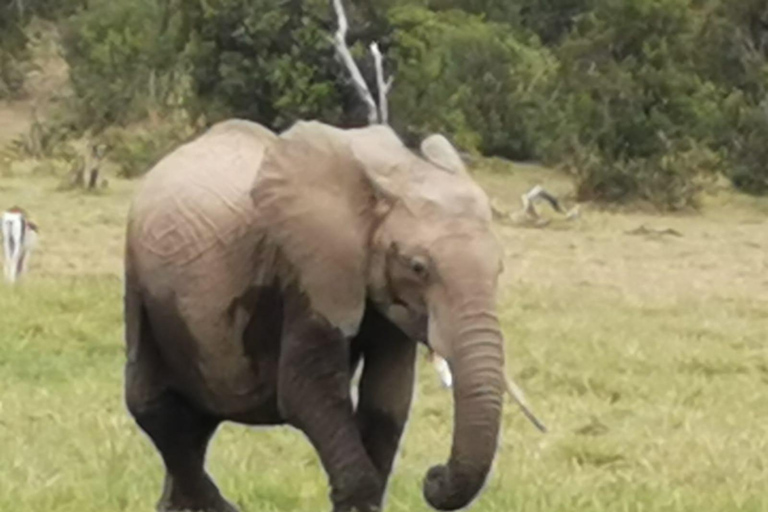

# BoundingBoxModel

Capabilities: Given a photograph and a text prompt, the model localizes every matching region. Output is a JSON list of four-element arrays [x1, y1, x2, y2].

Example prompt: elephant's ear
[[251, 121, 375, 337], [346, 124, 414, 202], [420, 134, 467, 175], [345, 126, 492, 222]]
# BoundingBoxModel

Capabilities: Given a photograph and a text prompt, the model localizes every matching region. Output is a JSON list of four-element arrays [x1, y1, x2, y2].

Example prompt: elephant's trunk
[[423, 301, 505, 510]]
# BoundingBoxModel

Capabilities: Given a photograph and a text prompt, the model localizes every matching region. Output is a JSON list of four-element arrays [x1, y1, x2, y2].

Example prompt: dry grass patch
[[0, 165, 767, 511]]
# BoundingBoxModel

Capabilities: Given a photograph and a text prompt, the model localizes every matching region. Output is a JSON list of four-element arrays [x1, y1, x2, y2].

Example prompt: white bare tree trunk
[[331, 0, 393, 125], [332, 0, 380, 124], [370, 43, 393, 125]]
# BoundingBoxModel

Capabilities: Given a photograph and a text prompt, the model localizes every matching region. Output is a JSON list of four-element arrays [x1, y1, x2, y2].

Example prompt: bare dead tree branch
[[370, 42, 392, 124], [491, 185, 580, 227], [522, 184, 564, 217], [332, 0, 380, 124]]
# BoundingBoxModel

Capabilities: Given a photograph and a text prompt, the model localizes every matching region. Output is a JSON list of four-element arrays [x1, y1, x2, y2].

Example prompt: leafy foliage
[[540, 0, 728, 206], [388, 6, 558, 158], [3, 0, 768, 207], [61, 0, 188, 130], [0, 2, 29, 98], [176, 0, 349, 129], [101, 112, 197, 178]]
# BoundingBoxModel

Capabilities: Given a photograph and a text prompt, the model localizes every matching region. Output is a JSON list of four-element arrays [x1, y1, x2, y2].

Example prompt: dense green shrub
[[388, 6, 557, 158], [693, 0, 768, 195], [540, 0, 729, 206], [101, 120, 197, 178], [177, 0, 348, 130], [0, 2, 28, 98], [566, 139, 720, 209], [725, 99, 768, 195], [0, 51, 26, 98], [62, 0, 187, 130], [5, 0, 768, 208]]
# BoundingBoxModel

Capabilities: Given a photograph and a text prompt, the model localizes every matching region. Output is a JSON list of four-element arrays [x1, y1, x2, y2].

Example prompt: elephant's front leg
[[278, 295, 382, 512], [354, 309, 416, 496]]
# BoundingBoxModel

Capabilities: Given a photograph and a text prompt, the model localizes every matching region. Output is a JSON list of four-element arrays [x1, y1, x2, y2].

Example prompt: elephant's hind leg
[[131, 392, 235, 512], [124, 288, 236, 512]]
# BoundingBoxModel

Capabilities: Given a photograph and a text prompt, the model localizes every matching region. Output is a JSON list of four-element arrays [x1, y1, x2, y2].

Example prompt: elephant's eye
[[409, 257, 429, 279]]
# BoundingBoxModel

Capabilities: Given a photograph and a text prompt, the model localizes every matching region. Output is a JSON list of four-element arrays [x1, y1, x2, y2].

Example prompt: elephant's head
[[350, 127, 506, 510], [254, 122, 506, 510]]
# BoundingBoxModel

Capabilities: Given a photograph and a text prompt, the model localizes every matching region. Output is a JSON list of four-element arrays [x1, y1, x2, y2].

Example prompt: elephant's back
[[128, 120, 274, 273], [131, 119, 275, 221]]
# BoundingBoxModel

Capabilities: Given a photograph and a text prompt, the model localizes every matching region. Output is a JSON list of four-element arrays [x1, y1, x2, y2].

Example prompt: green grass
[[1, 172, 767, 511]]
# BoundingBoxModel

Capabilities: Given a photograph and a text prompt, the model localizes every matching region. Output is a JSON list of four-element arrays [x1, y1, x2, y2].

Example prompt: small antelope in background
[[2, 206, 39, 284]]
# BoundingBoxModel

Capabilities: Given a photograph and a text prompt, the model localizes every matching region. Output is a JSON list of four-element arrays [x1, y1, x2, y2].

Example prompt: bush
[[726, 100, 768, 195], [62, 0, 187, 130], [388, 6, 558, 159], [100, 113, 197, 178], [567, 139, 721, 209], [29, 0, 768, 206], [0, 50, 26, 98], [0, 3, 28, 99], [179, 0, 347, 130]]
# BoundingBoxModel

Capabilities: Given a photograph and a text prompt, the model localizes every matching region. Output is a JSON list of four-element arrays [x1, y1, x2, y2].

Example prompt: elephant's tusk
[[430, 347, 547, 432], [504, 376, 548, 433], [432, 354, 453, 388]]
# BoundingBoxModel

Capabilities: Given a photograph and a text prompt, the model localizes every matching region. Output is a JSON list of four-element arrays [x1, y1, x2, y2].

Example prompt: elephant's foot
[[157, 474, 239, 512], [330, 469, 384, 512]]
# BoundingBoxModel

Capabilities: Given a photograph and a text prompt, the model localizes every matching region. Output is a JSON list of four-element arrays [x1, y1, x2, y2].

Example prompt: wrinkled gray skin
[[124, 119, 506, 512]]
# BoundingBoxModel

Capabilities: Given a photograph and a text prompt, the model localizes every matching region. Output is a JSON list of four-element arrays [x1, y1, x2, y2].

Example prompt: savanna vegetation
[[2, 169, 768, 512], [1, 2, 768, 512], [1, 0, 767, 207]]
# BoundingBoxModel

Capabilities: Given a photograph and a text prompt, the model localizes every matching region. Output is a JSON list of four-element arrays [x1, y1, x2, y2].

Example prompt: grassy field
[[1, 161, 768, 512]]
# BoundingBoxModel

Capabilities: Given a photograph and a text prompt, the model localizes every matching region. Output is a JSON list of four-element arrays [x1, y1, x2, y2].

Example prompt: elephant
[[124, 118, 507, 512]]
